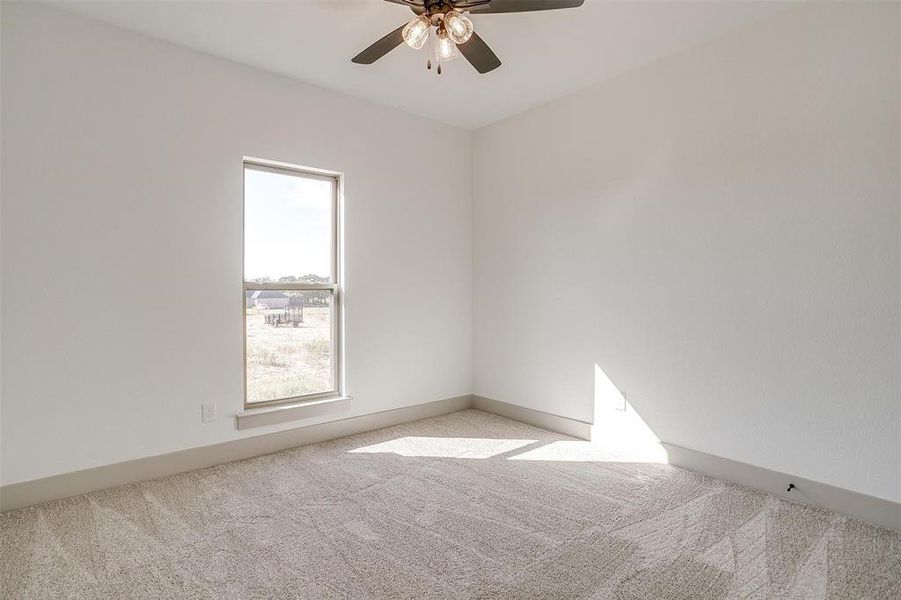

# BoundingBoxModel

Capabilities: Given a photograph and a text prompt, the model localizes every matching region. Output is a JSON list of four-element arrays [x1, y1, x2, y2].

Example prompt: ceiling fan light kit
[[444, 10, 474, 44], [435, 23, 460, 63], [353, 0, 585, 75], [402, 15, 431, 50]]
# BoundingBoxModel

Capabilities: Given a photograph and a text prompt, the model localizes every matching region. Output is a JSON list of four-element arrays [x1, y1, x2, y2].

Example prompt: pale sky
[[244, 167, 332, 282]]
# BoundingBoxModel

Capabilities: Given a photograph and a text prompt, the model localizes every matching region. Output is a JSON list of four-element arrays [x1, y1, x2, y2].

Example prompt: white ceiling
[[50, 0, 788, 129]]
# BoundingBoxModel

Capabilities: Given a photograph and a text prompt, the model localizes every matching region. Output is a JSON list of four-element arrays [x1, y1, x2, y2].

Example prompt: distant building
[[246, 290, 289, 309]]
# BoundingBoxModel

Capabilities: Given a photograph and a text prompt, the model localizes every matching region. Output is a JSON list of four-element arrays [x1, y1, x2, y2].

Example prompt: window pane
[[245, 289, 334, 403], [244, 166, 333, 283]]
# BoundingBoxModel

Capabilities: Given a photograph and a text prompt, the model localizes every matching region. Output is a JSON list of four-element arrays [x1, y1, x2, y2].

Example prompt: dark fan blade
[[383, 0, 427, 14], [457, 32, 501, 74], [352, 24, 406, 65], [470, 0, 584, 14]]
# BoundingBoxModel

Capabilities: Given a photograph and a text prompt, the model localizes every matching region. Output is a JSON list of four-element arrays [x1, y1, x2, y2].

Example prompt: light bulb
[[444, 10, 473, 44], [435, 27, 459, 63], [402, 15, 430, 50]]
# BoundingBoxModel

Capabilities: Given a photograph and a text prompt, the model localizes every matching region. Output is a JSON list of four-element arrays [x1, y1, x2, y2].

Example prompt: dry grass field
[[245, 305, 332, 403]]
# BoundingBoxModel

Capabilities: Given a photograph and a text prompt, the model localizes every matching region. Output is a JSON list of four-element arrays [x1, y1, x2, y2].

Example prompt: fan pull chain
[[427, 58, 431, 70], [437, 64, 442, 75]]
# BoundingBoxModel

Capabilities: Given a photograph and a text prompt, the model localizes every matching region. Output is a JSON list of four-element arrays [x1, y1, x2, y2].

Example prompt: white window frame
[[242, 158, 343, 409]]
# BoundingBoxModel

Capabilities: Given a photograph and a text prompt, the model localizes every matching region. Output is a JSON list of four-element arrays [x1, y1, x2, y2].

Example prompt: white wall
[[0, 0, 5, 489], [473, 3, 900, 502], [1, 3, 472, 485]]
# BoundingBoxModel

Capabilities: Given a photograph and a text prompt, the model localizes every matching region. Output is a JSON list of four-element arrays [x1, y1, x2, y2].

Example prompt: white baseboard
[[473, 396, 899, 531], [0, 394, 472, 512], [662, 442, 900, 532], [472, 395, 593, 440], [5, 393, 898, 533]]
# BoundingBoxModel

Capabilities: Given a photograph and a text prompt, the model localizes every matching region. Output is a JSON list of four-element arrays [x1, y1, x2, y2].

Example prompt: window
[[243, 160, 341, 407]]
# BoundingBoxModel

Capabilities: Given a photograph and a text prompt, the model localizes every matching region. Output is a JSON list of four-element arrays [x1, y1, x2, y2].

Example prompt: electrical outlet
[[201, 402, 217, 423]]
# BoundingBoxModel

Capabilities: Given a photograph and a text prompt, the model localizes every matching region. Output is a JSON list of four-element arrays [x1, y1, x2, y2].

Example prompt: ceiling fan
[[352, 0, 585, 75]]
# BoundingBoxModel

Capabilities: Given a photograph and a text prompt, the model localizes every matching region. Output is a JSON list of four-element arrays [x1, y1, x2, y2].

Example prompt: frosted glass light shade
[[444, 10, 473, 44], [435, 28, 459, 62], [402, 15, 431, 50]]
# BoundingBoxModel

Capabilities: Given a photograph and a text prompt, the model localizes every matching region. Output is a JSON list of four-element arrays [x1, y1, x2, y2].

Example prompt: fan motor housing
[[424, 0, 455, 19]]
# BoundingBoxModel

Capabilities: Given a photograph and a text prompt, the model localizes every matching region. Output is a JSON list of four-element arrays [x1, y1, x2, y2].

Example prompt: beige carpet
[[1, 409, 899, 599]]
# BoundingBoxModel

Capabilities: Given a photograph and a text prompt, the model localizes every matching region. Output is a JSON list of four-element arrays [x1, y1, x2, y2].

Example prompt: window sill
[[236, 395, 352, 430]]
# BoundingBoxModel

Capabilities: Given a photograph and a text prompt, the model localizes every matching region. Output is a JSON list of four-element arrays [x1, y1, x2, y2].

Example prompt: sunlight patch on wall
[[588, 363, 668, 463]]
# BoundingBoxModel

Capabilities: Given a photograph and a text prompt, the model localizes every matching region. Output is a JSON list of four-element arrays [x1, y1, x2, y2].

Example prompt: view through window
[[243, 161, 340, 406]]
